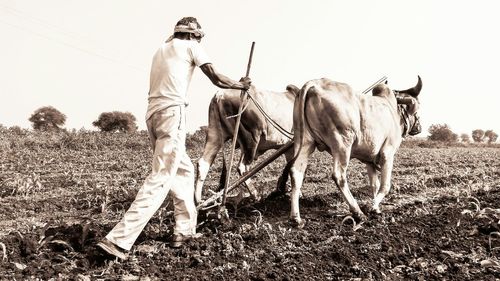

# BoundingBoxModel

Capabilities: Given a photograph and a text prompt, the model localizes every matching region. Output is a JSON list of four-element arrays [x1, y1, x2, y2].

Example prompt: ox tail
[[277, 82, 315, 192], [218, 145, 228, 191], [293, 81, 315, 159]]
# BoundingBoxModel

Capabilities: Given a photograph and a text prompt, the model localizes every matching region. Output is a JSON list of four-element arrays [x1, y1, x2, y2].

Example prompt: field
[[1, 129, 500, 280]]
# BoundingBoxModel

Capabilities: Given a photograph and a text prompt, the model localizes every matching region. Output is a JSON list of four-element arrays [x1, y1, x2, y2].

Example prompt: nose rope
[[398, 104, 421, 137], [398, 104, 411, 137]]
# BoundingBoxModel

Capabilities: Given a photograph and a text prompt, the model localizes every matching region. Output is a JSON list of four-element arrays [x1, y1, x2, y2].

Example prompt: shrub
[[93, 111, 138, 133], [484, 130, 498, 144], [427, 124, 458, 142], [29, 106, 66, 131], [460, 133, 470, 143], [472, 129, 485, 143], [9, 126, 28, 136]]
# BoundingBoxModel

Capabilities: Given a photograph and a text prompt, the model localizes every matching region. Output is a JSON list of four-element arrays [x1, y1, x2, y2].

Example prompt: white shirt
[[146, 38, 211, 120]]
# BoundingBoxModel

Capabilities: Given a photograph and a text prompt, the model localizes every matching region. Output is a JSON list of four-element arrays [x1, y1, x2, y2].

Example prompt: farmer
[[97, 16, 251, 260]]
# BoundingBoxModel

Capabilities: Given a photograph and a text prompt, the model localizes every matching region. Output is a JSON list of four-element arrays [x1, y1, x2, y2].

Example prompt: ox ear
[[397, 76, 422, 97], [286, 84, 300, 96]]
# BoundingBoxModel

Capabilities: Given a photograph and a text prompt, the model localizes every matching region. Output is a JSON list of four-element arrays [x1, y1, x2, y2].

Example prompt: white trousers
[[106, 106, 197, 251]]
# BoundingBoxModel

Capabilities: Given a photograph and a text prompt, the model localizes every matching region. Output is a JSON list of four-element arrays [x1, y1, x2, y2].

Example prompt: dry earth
[[1, 131, 500, 280]]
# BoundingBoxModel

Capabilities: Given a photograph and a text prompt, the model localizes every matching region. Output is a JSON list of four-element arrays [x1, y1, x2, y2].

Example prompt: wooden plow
[[196, 141, 293, 211]]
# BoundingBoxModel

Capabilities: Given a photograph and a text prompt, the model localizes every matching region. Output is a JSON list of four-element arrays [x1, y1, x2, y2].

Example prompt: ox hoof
[[267, 190, 285, 200], [249, 191, 262, 202], [370, 206, 382, 215], [194, 191, 207, 206], [288, 218, 306, 229], [353, 212, 367, 223], [194, 198, 203, 206]]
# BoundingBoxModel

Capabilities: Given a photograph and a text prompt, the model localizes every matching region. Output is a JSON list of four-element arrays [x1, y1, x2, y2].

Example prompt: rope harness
[[226, 90, 294, 140], [398, 104, 421, 137]]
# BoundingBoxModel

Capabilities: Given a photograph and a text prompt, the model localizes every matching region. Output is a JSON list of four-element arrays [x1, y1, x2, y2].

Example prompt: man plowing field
[[96, 17, 251, 260]]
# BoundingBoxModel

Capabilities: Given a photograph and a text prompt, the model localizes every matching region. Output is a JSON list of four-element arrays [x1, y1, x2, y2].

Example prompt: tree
[[471, 129, 485, 143], [427, 124, 458, 142], [29, 106, 66, 131], [460, 133, 470, 143], [485, 130, 498, 143], [93, 111, 137, 132]]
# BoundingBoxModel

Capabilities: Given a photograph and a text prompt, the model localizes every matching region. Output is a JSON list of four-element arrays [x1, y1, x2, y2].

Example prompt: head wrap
[[166, 18, 205, 42]]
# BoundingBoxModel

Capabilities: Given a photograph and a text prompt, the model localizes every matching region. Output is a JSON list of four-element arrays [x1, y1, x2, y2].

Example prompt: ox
[[195, 85, 299, 204], [287, 76, 422, 227]]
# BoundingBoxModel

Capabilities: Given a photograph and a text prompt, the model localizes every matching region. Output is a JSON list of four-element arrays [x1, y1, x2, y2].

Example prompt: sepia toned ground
[[1, 130, 500, 280]]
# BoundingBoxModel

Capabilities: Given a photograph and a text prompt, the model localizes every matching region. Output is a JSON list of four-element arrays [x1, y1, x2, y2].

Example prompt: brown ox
[[195, 85, 299, 204], [287, 77, 422, 227]]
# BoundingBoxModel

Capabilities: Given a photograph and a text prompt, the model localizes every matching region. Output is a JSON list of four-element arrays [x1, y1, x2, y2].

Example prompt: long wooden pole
[[221, 42, 256, 207]]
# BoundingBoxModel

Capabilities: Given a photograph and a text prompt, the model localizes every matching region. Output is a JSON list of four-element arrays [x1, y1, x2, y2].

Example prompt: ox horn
[[398, 75, 422, 97]]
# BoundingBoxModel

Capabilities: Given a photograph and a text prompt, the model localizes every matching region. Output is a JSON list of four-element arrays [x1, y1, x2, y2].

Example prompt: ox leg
[[372, 155, 394, 213], [194, 141, 223, 204], [366, 164, 380, 199], [289, 143, 315, 228], [236, 155, 261, 201], [276, 149, 295, 194], [331, 151, 365, 222]]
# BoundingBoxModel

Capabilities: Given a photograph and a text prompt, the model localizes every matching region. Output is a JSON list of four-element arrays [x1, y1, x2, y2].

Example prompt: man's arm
[[200, 63, 251, 90]]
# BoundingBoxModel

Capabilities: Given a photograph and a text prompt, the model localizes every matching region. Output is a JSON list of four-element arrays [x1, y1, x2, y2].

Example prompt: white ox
[[287, 77, 422, 227], [195, 85, 298, 204]]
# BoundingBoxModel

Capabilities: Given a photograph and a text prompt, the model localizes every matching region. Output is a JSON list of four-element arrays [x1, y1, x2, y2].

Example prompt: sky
[[1, 0, 499, 136]]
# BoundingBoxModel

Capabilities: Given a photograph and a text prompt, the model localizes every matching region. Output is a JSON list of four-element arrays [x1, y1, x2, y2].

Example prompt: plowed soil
[[1, 132, 499, 280]]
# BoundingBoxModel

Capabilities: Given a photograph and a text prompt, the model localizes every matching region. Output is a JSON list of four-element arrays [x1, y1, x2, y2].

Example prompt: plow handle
[[221, 42, 256, 207]]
